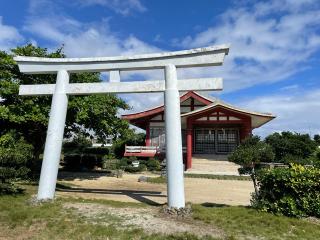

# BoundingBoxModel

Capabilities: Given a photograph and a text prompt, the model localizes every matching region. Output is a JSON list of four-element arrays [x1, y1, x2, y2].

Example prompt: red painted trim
[[180, 91, 213, 105], [122, 106, 164, 120], [146, 123, 151, 146], [194, 120, 245, 124], [186, 119, 193, 170], [122, 91, 213, 121]]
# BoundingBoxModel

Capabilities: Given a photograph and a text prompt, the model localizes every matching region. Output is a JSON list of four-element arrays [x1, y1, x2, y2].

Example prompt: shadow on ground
[[56, 185, 166, 206], [201, 202, 231, 208], [58, 171, 113, 181]]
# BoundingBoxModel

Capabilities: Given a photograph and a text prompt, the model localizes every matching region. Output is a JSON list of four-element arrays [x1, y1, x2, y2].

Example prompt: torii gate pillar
[[38, 70, 69, 199], [164, 65, 185, 207]]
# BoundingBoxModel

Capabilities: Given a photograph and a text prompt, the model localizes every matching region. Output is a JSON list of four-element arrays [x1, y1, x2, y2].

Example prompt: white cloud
[[175, 0, 320, 92], [0, 17, 24, 51], [238, 88, 320, 137], [24, 15, 160, 57], [23, 7, 163, 116], [76, 0, 146, 15]]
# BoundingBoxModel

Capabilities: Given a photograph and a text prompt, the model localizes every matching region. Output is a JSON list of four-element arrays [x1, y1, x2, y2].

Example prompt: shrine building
[[122, 91, 275, 170]]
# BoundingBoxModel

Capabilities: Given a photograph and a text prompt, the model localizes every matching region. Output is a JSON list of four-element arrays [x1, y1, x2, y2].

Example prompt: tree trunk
[[250, 164, 259, 196]]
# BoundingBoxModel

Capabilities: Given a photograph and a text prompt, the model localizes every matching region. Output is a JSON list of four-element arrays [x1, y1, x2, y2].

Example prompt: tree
[[265, 131, 317, 163], [0, 44, 131, 177], [112, 131, 146, 159], [314, 134, 320, 146], [229, 136, 275, 195], [0, 131, 33, 194]]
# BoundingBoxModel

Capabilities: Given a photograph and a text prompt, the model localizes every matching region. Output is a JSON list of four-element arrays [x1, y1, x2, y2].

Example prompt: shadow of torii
[[56, 185, 166, 206]]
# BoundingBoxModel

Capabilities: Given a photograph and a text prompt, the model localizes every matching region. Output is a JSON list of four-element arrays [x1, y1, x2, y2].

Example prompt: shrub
[[0, 131, 33, 194], [63, 154, 98, 171], [63, 154, 81, 171], [63, 135, 92, 154], [252, 164, 320, 217], [147, 159, 161, 171], [125, 164, 147, 173], [229, 136, 274, 195], [83, 147, 109, 155], [102, 155, 119, 170]]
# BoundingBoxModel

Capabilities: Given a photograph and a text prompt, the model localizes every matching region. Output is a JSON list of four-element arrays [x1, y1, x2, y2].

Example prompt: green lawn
[[0, 184, 319, 240], [146, 174, 250, 184]]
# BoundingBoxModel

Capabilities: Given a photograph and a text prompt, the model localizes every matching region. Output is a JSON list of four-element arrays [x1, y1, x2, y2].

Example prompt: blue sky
[[0, 0, 320, 136]]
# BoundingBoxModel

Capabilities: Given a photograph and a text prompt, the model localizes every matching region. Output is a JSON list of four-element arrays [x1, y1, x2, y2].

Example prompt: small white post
[[37, 70, 69, 200], [164, 64, 185, 208]]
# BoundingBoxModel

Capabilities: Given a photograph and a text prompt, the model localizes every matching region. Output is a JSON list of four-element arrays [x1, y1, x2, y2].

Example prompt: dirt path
[[63, 202, 224, 237], [57, 172, 253, 206]]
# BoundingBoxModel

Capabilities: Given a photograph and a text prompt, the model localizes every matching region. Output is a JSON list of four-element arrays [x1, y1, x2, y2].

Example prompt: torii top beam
[[14, 44, 230, 74]]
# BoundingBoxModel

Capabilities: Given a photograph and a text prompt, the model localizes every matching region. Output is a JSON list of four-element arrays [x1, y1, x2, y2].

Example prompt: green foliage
[[147, 159, 161, 171], [0, 131, 33, 194], [112, 132, 146, 158], [63, 135, 92, 154], [229, 136, 274, 195], [265, 132, 317, 163], [124, 164, 147, 173], [0, 44, 131, 176], [314, 134, 320, 145], [229, 135, 274, 172], [102, 158, 120, 170], [252, 164, 320, 217], [63, 154, 101, 171]]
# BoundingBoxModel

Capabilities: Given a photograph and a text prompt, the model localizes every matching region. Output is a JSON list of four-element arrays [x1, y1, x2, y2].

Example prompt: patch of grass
[[1, 186, 319, 240], [61, 196, 147, 208], [146, 176, 167, 184], [0, 193, 210, 240], [192, 204, 320, 240], [185, 173, 251, 181], [146, 174, 250, 184]]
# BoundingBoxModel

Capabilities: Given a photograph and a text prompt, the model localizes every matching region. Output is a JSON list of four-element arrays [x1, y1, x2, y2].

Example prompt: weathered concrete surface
[[187, 155, 241, 176], [14, 44, 230, 74], [19, 78, 223, 96]]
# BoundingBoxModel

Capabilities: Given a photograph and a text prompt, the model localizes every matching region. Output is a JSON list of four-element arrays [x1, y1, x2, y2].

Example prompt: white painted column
[[37, 70, 69, 200], [164, 64, 185, 208]]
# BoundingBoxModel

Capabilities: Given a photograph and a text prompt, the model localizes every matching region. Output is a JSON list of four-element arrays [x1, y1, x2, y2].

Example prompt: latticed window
[[150, 127, 165, 147]]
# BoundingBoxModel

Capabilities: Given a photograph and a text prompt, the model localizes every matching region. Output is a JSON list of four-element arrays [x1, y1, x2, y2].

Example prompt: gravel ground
[[63, 202, 224, 237], [57, 172, 254, 206]]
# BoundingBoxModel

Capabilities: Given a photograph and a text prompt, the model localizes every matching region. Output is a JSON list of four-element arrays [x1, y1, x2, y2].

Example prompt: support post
[[37, 70, 69, 200], [164, 64, 185, 208], [145, 123, 151, 146], [186, 119, 193, 170]]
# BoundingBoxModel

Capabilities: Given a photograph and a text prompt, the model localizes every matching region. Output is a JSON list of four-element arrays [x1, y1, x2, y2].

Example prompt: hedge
[[252, 164, 320, 217]]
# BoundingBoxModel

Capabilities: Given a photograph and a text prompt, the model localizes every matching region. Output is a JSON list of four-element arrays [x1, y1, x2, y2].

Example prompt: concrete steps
[[186, 154, 240, 176]]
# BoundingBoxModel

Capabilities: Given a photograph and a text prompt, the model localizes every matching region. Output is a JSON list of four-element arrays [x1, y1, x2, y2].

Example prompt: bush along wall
[[62, 147, 110, 171], [252, 164, 320, 218]]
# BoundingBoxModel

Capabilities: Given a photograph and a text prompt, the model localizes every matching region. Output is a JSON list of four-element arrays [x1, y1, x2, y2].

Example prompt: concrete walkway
[[186, 154, 240, 175]]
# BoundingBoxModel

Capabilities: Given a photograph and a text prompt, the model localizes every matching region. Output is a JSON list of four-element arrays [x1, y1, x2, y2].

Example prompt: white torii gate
[[14, 44, 229, 208]]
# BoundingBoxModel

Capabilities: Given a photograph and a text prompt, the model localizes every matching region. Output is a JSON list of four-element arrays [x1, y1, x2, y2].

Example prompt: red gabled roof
[[122, 91, 213, 121]]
